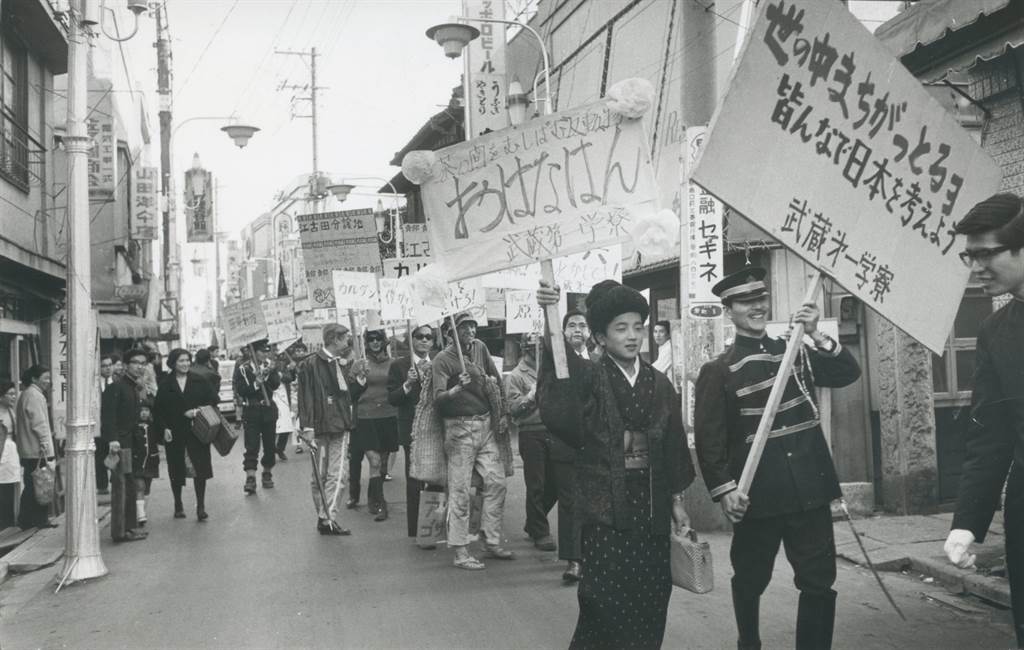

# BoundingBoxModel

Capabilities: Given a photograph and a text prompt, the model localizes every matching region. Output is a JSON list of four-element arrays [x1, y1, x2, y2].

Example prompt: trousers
[[554, 459, 582, 561], [110, 456, 138, 540], [311, 431, 349, 521], [17, 458, 50, 529], [1005, 464, 1023, 647], [443, 415, 506, 547], [94, 437, 109, 490], [519, 428, 557, 540], [242, 405, 277, 472]]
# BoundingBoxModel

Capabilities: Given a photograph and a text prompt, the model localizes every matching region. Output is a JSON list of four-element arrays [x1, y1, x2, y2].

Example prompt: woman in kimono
[[537, 279, 695, 650]]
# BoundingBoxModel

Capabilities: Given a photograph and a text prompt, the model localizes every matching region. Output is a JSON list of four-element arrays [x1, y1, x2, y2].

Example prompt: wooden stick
[[247, 343, 272, 405], [448, 314, 467, 374], [348, 310, 364, 360], [736, 271, 824, 495], [539, 259, 569, 379]]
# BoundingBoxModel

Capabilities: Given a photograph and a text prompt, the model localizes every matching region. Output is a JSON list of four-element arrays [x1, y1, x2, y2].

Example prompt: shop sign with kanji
[[418, 100, 658, 281], [130, 166, 159, 240], [296, 208, 383, 308], [691, 0, 1001, 352]]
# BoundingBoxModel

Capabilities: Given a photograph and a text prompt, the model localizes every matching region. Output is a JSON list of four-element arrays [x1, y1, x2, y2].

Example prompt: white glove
[[943, 529, 976, 569]]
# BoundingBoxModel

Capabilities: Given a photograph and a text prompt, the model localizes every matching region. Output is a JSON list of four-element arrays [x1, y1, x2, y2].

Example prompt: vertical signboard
[[464, 0, 508, 138], [131, 166, 159, 240], [184, 166, 215, 242], [685, 127, 723, 315], [86, 96, 116, 197]]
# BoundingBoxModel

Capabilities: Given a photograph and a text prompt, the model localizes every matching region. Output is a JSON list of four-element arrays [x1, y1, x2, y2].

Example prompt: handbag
[[670, 527, 714, 594], [191, 405, 224, 444], [31, 457, 55, 506], [212, 415, 239, 457]]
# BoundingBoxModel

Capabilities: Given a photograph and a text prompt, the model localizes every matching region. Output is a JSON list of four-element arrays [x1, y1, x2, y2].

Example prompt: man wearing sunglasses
[[944, 192, 1024, 648]]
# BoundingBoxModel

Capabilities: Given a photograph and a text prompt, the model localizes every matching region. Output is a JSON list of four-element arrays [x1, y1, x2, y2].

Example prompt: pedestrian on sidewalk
[[191, 349, 221, 395], [153, 349, 219, 521], [386, 323, 440, 538], [943, 192, 1024, 648], [536, 280, 693, 648], [234, 339, 281, 494], [274, 353, 296, 461], [434, 311, 514, 570], [348, 329, 398, 521], [0, 379, 21, 529], [95, 353, 119, 496], [296, 323, 367, 535], [505, 332, 563, 555], [14, 365, 56, 530], [100, 348, 148, 542], [694, 267, 861, 650], [134, 399, 160, 524]]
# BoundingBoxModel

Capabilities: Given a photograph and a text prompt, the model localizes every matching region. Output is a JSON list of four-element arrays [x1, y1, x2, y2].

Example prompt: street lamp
[[220, 123, 261, 148], [426, 16, 553, 115], [336, 176, 403, 252]]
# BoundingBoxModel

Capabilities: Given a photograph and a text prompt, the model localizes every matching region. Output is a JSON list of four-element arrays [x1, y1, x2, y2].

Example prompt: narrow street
[[1, 446, 1015, 649]]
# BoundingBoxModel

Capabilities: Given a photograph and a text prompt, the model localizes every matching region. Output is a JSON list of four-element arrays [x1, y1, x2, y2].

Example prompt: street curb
[[909, 555, 1012, 609], [0, 561, 8, 586]]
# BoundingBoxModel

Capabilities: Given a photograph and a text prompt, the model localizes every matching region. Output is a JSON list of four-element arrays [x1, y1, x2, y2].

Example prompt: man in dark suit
[[386, 323, 437, 538], [101, 348, 148, 542], [96, 353, 120, 496]]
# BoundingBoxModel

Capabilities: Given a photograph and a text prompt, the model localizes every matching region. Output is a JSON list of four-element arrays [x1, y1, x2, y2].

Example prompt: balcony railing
[[0, 111, 45, 192]]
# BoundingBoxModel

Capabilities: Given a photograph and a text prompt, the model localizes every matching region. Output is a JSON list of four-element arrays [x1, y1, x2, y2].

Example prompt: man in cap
[[943, 193, 1024, 647], [433, 311, 514, 569], [233, 339, 282, 494], [296, 323, 367, 535], [694, 267, 861, 650]]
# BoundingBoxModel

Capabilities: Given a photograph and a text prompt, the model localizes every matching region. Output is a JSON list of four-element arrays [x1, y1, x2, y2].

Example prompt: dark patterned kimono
[[539, 347, 694, 650]]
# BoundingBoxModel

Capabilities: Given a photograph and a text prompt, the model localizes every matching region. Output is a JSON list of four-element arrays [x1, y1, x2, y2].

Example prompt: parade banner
[[479, 245, 624, 291], [419, 100, 658, 281], [297, 208, 382, 308], [261, 296, 297, 345], [379, 277, 416, 321], [504, 289, 544, 335], [382, 223, 432, 278], [691, 0, 1002, 353], [222, 298, 268, 351], [130, 166, 159, 240], [184, 167, 214, 243], [331, 270, 381, 311]]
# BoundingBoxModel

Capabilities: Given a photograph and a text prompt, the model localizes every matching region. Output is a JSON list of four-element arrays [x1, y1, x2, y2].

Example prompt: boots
[[795, 591, 836, 650], [368, 477, 388, 519], [732, 591, 762, 650], [262, 471, 274, 489]]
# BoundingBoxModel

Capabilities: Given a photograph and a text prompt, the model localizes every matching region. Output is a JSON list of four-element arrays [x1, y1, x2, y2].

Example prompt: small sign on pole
[[261, 296, 298, 344], [222, 298, 269, 351]]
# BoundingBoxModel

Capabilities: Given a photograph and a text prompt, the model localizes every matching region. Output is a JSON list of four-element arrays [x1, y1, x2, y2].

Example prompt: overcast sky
[[165, 0, 463, 235]]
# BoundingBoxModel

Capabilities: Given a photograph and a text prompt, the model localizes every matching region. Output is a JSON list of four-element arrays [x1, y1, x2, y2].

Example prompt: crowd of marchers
[[0, 192, 1020, 650]]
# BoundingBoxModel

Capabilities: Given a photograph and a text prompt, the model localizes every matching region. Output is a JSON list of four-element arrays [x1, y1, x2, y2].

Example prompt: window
[[932, 286, 993, 404], [0, 29, 28, 189]]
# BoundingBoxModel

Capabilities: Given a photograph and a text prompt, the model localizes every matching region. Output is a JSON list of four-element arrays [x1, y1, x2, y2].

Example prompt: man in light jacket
[[296, 323, 366, 535]]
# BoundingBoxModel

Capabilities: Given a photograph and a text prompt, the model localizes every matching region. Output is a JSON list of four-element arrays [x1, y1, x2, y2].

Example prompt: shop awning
[[875, 0, 1024, 81], [96, 313, 161, 340]]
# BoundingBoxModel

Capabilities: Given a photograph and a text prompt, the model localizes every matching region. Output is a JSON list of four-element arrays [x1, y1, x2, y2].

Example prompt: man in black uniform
[[233, 339, 282, 494], [694, 267, 861, 650], [943, 193, 1024, 648]]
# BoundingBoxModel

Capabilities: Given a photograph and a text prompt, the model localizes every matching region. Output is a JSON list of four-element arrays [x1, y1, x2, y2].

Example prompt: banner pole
[[540, 259, 569, 378], [348, 310, 364, 360], [448, 314, 467, 374], [737, 271, 824, 495], [247, 343, 272, 405]]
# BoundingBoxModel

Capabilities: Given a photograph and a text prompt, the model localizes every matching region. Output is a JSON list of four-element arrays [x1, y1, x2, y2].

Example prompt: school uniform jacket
[[694, 332, 861, 519]]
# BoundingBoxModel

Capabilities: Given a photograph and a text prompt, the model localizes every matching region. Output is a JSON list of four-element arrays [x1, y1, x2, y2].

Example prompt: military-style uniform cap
[[711, 266, 769, 302]]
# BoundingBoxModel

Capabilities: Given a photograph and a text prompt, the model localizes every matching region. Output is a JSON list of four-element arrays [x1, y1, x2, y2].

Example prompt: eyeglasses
[[413, 333, 434, 341], [959, 246, 1013, 266], [366, 337, 386, 344]]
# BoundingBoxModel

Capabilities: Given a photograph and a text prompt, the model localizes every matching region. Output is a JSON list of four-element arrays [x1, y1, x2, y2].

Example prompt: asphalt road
[[0, 440, 1016, 649]]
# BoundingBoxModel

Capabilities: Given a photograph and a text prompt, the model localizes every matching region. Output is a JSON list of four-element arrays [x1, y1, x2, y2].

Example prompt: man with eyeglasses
[[96, 353, 120, 496], [944, 192, 1024, 648], [100, 349, 149, 542]]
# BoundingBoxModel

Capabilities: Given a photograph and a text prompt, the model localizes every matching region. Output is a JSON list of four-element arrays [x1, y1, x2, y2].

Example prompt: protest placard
[[413, 278, 488, 326], [222, 298, 268, 350], [419, 101, 658, 281], [691, 0, 1002, 353], [504, 290, 545, 335], [331, 270, 381, 311], [261, 296, 297, 344], [379, 277, 417, 321], [297, 208, 383, 308], [382, 223, 433, 278]]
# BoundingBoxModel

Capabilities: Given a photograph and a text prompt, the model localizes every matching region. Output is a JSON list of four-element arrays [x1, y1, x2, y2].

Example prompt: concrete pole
[[60, 0, 108, 583]]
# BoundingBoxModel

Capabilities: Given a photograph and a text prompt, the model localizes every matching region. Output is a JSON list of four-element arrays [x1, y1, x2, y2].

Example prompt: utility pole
[[276, 47, 326, 206], [156, 4, 179, 344], [59, 0, 107, 584]]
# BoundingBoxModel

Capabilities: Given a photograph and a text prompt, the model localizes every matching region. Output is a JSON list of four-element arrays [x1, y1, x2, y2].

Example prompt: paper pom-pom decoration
[[630, 209, 679, 259], [410, 264, 448, 308], [606, 78, 655, 119], [401, 150, 438, 185]]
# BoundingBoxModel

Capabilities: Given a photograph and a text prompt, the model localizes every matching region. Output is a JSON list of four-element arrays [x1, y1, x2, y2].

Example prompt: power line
[[175, 0, 241, 103], [230, 0, 302, 116]]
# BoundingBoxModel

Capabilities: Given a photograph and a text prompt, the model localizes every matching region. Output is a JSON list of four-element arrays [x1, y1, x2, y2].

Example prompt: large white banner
[[420, 101, 658, 281], [691, 0, 1001, 353]]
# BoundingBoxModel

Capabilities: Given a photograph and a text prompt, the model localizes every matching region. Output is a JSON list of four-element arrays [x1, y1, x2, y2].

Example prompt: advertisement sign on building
[[685, 127, 723, 318], [184, 165, 215, 243], [382, 223, 433, 278], [131, 166, 159, 240], [464, 0, 508, 138], [296, 208, 383, 308], [86, 100, 116, 196]]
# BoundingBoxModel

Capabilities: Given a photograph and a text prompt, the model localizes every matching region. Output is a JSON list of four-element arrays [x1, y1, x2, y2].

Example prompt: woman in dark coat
[[537, 280, 695, 650], [153, 348, 218, 520]]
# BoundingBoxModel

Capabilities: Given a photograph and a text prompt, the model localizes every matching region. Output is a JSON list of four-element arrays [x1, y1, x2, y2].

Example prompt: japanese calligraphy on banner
[[130, 166, 159, 240], [382, 223, 433, 278], [685, 127, 723, 316], [184, 167, 214, 243], [222, 298, 268, 350], [504, 290, 545, 335], [464, 0, 508, 138], [480, 245, 624, 293], [691, 0, 1001, 352], [420, 101, 658, 281], [379, 278, 417, 321], [331, 270, 381, 311], [414, 278, 488, 326], [86, 105, 116, 196], [297, 208, 383, 308], [261, 296, 297, 344]]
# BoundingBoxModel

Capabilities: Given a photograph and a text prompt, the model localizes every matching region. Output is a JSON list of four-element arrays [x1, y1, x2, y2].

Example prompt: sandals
[[484, 545, 516, 560], [454, 555, 486, 570]]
